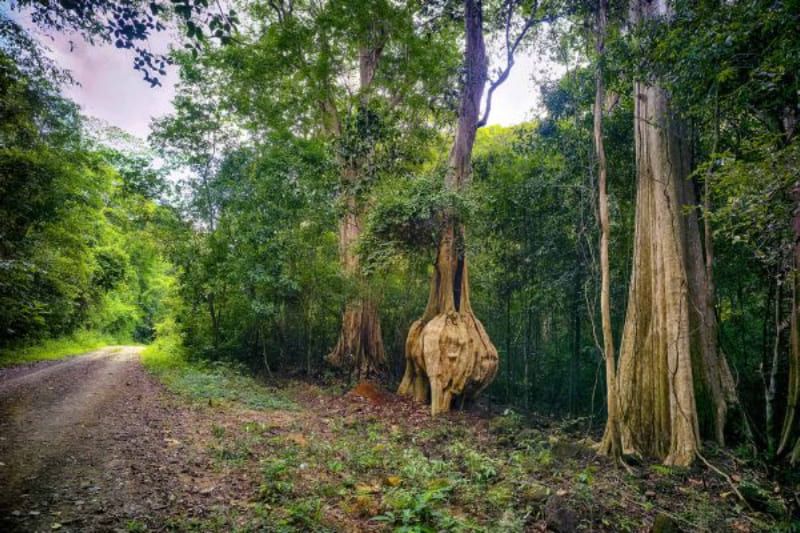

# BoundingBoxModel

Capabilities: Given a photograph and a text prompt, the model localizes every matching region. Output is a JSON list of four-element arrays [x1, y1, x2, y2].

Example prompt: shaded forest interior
[[1, 0, 799, 525]]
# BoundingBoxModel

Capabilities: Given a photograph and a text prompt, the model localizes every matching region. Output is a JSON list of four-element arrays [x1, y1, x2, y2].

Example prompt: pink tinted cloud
[[12, 9, 178, 139]]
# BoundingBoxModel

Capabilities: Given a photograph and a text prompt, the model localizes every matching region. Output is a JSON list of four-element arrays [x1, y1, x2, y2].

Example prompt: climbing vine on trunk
[[398, 0, 498, 415]]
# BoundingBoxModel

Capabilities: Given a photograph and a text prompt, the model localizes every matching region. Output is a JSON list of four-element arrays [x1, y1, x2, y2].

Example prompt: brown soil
[[0, 351, 485, 532], [0, 349, 789, 532], [348, 381, 391, 405]]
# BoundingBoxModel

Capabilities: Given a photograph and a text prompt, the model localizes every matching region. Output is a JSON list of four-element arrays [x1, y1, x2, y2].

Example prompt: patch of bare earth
[[0, 348, 272, 532]]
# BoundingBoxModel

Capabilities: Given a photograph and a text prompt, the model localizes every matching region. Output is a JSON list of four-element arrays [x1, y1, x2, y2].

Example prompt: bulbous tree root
[[398, 310, 497, 416], [397, 224, 499, 416], [397, 0, 500, 417]]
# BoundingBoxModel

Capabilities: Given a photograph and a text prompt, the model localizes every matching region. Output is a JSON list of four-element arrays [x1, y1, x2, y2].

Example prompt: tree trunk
[[615, 0, 743, 467], [778, 186, 800, 464], [690, 114, 745, 448], [616, 79, 699, 466], [570, 260, 582, 415], [326, 44, 386, 378], [524, 297, 531, 411], [327, 190, 386, 377], [766, 280, 784, 455], [208, 293, 220, 350], [594, 0, 622, 460], [397, 0, 498, 415], [505, 293, 512, 403]]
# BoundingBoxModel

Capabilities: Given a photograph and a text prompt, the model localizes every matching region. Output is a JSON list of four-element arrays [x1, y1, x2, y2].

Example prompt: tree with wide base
[[398, 0, 495, 416], [611, 0, 743, 467], [235, 1, 457, 379], [325, 44, 388, 379], [398, 0, 541, 415]]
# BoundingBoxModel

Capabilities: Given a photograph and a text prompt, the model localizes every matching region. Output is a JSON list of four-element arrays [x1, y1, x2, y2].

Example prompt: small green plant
[[327, 459, 344, 473], [259, 478, 295, 503], [650, 464, 675, 477], [576, 466, 595, 485], [212, 442, 250, 464], [283, 497, 327, 530], [462, 448, 498, 483], [488, 409, 525, 437], [486, 483, 514, 507], [374, 485, 462, 532], [399, 448, 450, 487], [126, 519, 148, 532], [351, 445, 383, 471], [535, 448, 554, 467], [259, 455, 297, 503]]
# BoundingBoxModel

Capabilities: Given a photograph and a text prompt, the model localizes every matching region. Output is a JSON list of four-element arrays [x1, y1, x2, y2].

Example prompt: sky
[[12, 12, 179, 139], [12, 10, 557, 140]]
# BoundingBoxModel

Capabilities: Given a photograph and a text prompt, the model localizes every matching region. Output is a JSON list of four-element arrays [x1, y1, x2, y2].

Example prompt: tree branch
[[476, 1, 561, 129]]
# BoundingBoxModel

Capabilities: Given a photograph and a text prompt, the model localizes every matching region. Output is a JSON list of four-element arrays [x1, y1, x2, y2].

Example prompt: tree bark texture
[[615, 0, 742, 467], [397, 0, 498, 415], [778, 185, 800, 463], [616, 80, 698, 466], [616, 80, 741, 465], [326, 193, 386, 377], [326, 43, 387, 377], [594, 0, 622, 460]]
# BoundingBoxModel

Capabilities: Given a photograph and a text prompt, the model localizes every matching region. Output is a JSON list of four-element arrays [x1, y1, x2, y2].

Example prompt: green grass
[[141, 334, 296, 411], [0, 330, 122, 367]]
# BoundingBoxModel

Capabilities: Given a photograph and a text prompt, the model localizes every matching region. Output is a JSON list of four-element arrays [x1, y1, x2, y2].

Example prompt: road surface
[[0, 347, 196, 531]]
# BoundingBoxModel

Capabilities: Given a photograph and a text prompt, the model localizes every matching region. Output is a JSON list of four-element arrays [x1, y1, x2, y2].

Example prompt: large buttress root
[[327, 298, 385, 379], [615, 81, 741, 466], [398, 0, 498, 415], [398, 227, 498, 415]]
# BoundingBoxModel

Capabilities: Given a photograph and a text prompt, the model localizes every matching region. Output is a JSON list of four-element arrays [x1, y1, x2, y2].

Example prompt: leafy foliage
[[0, 28, 176, 351], [361, 173, 474, 269], [0, 329, 121, 366], [3, 0, 800, 481]]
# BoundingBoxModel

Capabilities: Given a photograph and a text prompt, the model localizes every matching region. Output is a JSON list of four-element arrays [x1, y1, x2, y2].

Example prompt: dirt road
[[0, 347, 204, 532]]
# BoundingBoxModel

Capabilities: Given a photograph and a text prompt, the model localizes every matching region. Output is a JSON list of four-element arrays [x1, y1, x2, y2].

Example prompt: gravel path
[[0, 347, 203, 532]]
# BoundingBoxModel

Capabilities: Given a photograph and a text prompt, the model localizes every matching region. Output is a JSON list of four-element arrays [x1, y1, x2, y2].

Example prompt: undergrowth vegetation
[[1, 1, 799, 529], [0, 329, 122, 366], [141, 331, 296, 411], [142, 369, 790, 532]]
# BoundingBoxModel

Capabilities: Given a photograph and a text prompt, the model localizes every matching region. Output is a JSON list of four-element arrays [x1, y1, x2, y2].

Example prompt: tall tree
[[324, 10, 389, 377], [615, 0, 740, 466], [398, 0, 540, 415], [155, 0, 458, 375], [316, 0, 456, 378], [593, 0, 622, 460]]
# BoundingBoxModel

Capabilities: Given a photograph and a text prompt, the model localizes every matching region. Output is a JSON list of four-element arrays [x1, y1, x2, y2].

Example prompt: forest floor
[[0, 348, 794, 532]]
